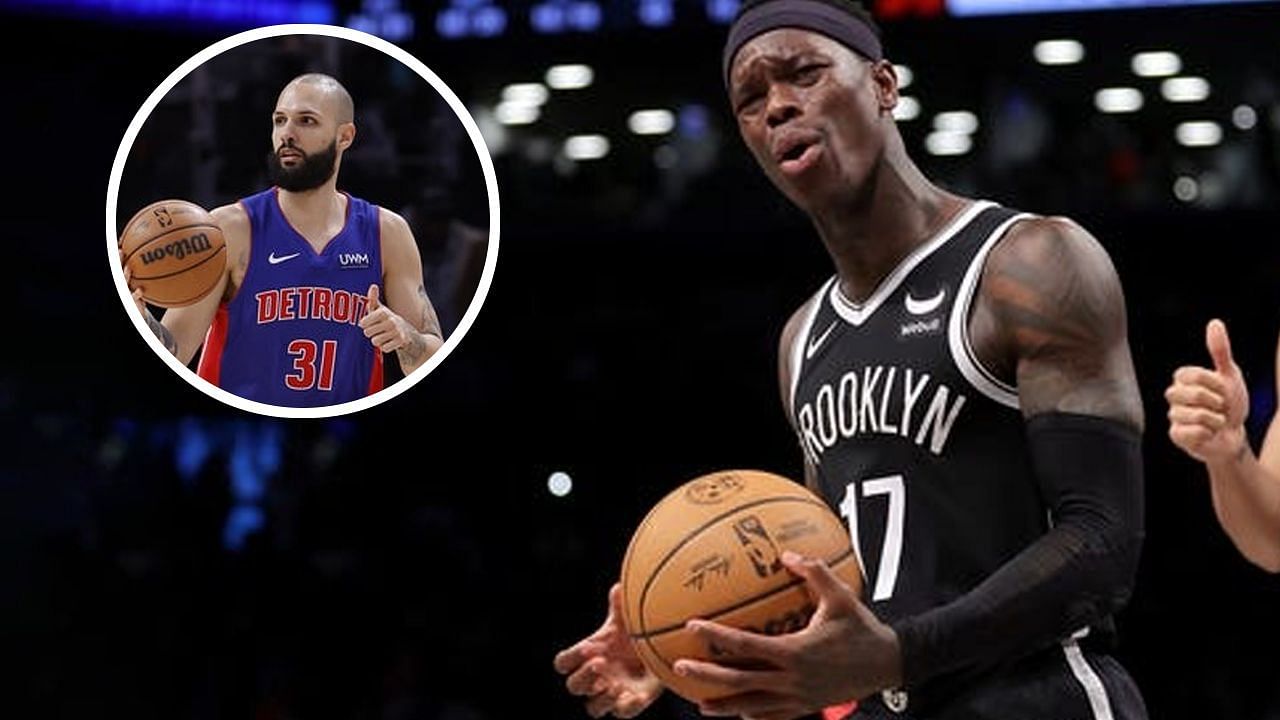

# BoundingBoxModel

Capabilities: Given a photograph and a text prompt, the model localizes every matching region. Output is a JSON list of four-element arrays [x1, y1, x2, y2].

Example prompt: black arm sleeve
[[889, 412, 1144, 686]]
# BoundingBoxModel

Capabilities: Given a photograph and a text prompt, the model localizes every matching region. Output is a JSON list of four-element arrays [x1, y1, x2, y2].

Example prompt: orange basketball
[[120, 199, 226, 308], [620, 469, 863, 703]]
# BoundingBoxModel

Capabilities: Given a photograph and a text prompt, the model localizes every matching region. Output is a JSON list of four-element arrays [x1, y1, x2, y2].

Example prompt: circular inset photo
[[107, 24, 499, 418]]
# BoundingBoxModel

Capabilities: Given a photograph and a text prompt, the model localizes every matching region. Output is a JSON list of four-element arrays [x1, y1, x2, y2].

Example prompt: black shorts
[[851, 640, 1147, 720]]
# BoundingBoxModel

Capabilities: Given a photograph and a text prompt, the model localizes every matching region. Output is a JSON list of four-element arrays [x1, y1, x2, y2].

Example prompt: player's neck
[[811, 150, 964, 305], [277, 183, 347, 246]]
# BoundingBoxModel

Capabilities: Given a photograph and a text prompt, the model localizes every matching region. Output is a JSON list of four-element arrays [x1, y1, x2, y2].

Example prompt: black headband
[[722, 0, 883, 88]]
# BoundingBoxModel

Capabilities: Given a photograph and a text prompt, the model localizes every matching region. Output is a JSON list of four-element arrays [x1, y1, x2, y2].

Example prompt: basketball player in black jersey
[[555, 1, 1147, 718], [1166, 320, 1280, 572]]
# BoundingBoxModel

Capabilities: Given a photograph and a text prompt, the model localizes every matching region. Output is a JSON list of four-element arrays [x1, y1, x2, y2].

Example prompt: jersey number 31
[[286, 339, 338, 391]]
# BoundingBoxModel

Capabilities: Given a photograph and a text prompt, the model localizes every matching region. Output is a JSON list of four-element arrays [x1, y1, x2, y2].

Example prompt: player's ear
[[337, 122, 356, 152], [871, 60, 899, 114]]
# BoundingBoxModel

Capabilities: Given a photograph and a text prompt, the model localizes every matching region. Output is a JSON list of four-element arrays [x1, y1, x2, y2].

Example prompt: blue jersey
[[198, 187, 384, 407]]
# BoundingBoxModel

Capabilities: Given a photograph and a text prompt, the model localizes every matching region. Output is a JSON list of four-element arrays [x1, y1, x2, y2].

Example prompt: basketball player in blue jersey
[[556, 1, 1148, 718], [1166, 321, 1280, 572], [125, 74, 443, 408]]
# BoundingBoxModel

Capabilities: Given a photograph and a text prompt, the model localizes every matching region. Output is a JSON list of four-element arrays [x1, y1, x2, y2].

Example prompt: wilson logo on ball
[[140, 232, 213, 265], [733, 515, 783, 577]]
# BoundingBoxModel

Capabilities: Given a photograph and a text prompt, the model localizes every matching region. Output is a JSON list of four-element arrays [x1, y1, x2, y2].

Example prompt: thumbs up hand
[[359, 283, 412, 353], [1166, 319, 1250, 465]]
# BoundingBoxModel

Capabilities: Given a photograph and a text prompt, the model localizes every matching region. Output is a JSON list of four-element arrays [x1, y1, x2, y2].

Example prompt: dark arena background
[[2, 0, 1279, 718]]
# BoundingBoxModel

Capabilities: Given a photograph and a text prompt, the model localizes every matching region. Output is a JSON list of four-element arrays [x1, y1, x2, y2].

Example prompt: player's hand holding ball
[[359, 283, 414, 352], [1167, 319, 1250, 466], [554, 584, 664, 718], [676, 550, 899, 720]]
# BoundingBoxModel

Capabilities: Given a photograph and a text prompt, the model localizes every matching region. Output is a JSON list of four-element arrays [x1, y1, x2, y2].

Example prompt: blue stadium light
[[437, 7, 469, 37], [364, 0, 397, 12], [638, 0, 674, 27], [567, 1, 602, 30], [472, 5, 507, 36], [706, 0, 740, 23], [531, 2, 567, 33], [347, 13, 379, 35], [18, 0, 337, 26], [678, 104, 711, 138], [380, 12, 413, 41]]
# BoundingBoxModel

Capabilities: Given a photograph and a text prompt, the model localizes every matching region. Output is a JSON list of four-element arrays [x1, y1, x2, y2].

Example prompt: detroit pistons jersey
[[789, 202, 1138, 717], [198, 187, 383, 407]]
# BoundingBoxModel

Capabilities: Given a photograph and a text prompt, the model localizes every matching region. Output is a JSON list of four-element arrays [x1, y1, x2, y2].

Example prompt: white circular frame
[[106, 24, 500, 419]]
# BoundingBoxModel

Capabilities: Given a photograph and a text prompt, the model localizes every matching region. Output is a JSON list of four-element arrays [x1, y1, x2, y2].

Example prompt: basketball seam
[[632, 546, 857, 639], [635, 495, 833, 638], [640, 550, 859, 672], [122, 222, 222, 266], [132, 243, 227, 283]]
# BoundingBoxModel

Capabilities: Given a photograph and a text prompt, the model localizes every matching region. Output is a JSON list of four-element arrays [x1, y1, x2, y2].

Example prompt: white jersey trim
[[829, 200, 995, 327], [788, 276, 838, 422], [1062, 639, 1116, 720], [946, 211, 1032, 409]]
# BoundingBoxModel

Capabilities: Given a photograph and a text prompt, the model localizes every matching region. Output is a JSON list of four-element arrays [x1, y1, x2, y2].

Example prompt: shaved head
[[281, 73, 354, 124]]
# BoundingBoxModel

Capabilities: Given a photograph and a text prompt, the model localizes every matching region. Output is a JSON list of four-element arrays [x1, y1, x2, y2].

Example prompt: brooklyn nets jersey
[[788, 201, 1141, 718]]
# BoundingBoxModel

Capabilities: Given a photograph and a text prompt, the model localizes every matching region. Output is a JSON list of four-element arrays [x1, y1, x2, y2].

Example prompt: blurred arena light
[[1176, 121, 1223, 147], [933, 111, 979, 134], [706, 0, 741, 23], [502, 83, 550, 105], [926, 131, 973, 156], [1161, 76, 1211, 102], [436, 0, 506, 38], [894, 96, 922, 121], [495, 102, 540, 125], [895, 64, 915, 89], [1033, 39, 1085, 65], [346, 0, 413, 41], [565, 134, 611, 160], [1094, 87, 1144, 113], [1132, 50, 1182, 77], [629, 109, 676, 135], [1232, 105, 1258, 130], [546, 64, 595, 90], [1173, 175, 1200, 202], [532, 0, 603, 32], [638, 0, 675, 26], [548, 471, 574, 497]]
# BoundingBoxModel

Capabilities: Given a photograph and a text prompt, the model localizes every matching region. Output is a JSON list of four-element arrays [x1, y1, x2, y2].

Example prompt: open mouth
[[780, 141, 811, 163], [776, 139, 821, 176]]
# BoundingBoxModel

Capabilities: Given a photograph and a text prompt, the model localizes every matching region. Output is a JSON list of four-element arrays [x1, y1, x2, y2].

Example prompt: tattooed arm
[[973, 216, 1143, 428], [367, 208, 444, 375], [889, 216, 1146, 686], [125, 204, 244, 366]]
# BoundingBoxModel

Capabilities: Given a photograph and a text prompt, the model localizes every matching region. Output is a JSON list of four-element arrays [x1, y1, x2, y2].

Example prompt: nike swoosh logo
[[905, 288, 946, 316], [268, 251, 301, 265], [805, 321, 838, 360]]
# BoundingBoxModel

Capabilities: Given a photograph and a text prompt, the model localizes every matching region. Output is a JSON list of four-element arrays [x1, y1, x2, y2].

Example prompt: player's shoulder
[[987, 212, 1115, 281], [209, 202, 249, 230], [376, 205, 412, 235]]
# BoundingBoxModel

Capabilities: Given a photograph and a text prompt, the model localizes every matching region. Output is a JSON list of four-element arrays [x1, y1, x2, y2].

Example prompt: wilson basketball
[[120, 199, 226, 308], [620, 469, 863, 703]]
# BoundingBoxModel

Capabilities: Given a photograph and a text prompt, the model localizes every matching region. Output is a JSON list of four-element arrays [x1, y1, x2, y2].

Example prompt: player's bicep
[[380, 209, 441, 337], [982, 218, 1143, 430]]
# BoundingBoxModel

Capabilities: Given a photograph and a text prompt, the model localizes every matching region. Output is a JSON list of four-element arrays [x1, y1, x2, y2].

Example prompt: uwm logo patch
[[339, 252, 370, 269]]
